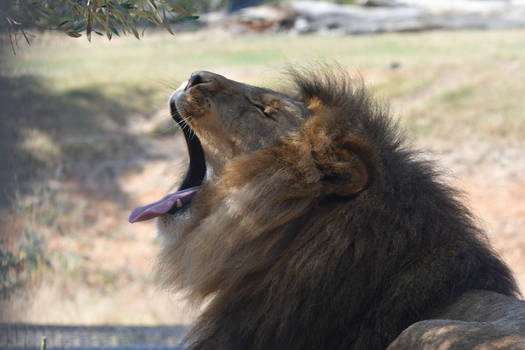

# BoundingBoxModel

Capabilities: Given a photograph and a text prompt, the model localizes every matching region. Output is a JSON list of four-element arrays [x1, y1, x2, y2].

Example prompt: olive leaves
[[2, 0, 199, 53]]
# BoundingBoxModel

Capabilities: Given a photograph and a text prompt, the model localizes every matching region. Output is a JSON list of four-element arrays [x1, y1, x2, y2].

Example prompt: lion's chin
[[156, 209, 193, 245]]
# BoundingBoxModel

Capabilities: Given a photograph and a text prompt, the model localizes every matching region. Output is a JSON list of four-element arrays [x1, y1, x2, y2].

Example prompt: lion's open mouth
[[128, 92, 206, 223]]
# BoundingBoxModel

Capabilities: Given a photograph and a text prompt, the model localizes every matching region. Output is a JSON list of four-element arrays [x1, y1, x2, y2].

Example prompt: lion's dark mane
[[185, 71, 519, 350]]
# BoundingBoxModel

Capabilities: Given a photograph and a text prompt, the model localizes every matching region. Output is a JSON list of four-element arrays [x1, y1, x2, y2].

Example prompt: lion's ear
[[299, 113, 376, 197], [314, 141, 370, 196]]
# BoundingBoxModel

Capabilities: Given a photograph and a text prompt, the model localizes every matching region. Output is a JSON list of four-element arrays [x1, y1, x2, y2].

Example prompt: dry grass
[[1, 28, 524, 325]]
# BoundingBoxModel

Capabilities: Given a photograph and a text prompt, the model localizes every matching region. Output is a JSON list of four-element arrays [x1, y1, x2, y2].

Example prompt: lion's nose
[[185, 73, 204, 91], [184, 71, 225, 91]]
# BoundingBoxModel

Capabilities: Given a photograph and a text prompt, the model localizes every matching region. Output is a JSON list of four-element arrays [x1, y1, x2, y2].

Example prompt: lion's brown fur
[[157, 70, 519, 350]]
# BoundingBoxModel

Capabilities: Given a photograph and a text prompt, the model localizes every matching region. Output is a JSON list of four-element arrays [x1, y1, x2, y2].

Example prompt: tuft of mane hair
[[168, 69, 520, 350]]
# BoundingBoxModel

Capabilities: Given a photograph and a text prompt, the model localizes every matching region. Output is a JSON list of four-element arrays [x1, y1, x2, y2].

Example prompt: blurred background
[[1, 0, 525, 331]]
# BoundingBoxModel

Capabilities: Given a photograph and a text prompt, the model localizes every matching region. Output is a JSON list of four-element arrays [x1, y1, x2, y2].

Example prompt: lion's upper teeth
[[176, 199, 183, 208]]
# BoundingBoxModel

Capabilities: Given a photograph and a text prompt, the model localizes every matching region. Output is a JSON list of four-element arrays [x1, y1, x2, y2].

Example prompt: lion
[[129, 69, 525, 350]]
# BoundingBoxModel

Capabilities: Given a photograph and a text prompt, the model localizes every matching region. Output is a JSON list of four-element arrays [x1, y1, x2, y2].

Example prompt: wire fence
[[0, 324, 189, 350]]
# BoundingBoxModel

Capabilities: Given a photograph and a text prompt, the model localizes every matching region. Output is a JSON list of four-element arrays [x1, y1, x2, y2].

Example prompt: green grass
[[5, 29, 525, 141]]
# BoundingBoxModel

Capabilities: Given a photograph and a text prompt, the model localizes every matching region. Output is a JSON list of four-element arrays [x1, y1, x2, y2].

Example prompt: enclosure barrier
[[0, 324, 188, 350]]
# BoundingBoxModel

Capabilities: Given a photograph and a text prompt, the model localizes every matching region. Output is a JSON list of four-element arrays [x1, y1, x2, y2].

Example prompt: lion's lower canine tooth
[[176, 199, 183, 208]]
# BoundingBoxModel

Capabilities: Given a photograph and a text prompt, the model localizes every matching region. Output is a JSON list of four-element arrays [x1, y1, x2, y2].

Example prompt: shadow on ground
[[0, 70, 189, 323], [0, 74, 165, 212]]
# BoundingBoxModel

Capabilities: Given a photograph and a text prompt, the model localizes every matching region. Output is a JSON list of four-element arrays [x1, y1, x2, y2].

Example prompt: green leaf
[[146, 0, 158, 10], [58, 20, 71, 28], [173, 15, 199, 23], [104, 8, 112, 39], [86, 9, 93, 42], [162, 7, 174, 35], [66, 30, 82, 38], [164, 1, 193, 17]]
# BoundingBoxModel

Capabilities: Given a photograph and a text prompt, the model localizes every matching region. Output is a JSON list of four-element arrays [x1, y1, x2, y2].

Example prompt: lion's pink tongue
[[129, 186, 200, 223]]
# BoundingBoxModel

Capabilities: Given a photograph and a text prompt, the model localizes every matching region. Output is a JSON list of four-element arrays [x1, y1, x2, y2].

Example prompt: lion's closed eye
[[253, 103, 276, 121], [242, 95, 276, 121]]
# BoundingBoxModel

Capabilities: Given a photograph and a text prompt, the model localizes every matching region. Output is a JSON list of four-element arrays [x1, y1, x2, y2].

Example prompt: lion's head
[[130, 70, 518, 350], [130, 70, 375, 294]]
